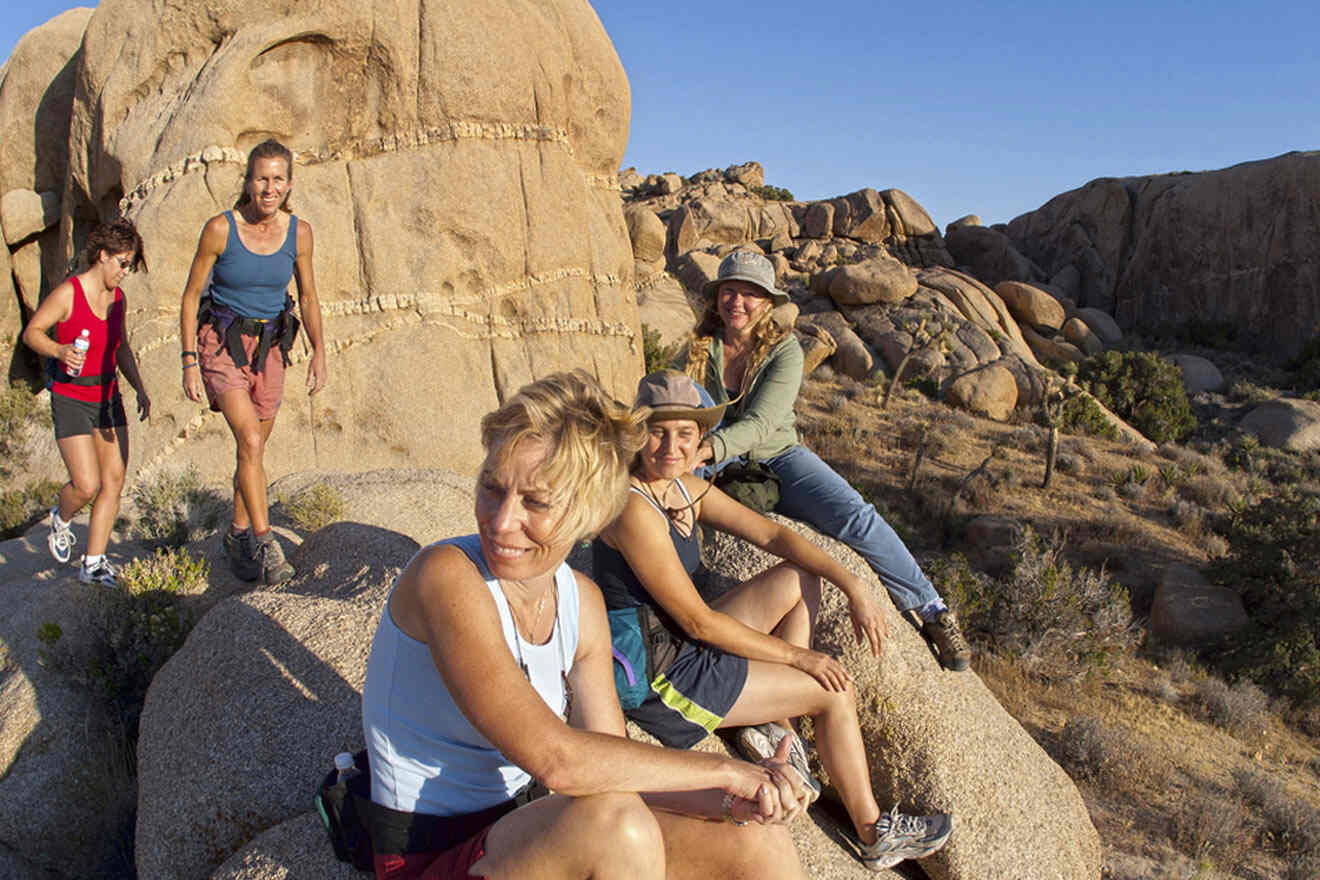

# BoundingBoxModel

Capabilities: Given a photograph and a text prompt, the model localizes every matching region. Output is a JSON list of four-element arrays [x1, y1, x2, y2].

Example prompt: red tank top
[[50, 276, 124, 403]]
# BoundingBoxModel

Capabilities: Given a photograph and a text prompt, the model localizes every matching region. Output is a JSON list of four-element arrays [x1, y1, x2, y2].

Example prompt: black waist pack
[[315, 750, 549, 871], [715, 459, 781, 514]]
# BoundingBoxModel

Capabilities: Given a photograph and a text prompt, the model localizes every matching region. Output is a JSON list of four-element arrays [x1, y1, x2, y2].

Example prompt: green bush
[[0, 383, 43, 483], [0, 478, 61, 538], [1075, 351, 1196, 444], [749, 184, 794, 201], [131, 467, 226, 546], [1216, 489, 1320, 706], [642, 324, 677, 375], [1057, 393, 1120, 441], [933, 529, 1136, 668], [280, 483, 346, 532], [84, 548, 205, 715]]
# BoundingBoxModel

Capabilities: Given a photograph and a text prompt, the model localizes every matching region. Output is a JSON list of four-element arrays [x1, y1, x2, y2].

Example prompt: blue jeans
[[764, 444, 939, 612]]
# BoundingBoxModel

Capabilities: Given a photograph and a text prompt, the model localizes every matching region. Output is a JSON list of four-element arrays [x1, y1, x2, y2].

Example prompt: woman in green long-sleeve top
[[674, 249, 972, 672]]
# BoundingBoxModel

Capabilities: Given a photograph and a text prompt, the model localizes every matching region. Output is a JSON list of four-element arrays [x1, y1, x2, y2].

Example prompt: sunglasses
[[113, 256, 136, 273]]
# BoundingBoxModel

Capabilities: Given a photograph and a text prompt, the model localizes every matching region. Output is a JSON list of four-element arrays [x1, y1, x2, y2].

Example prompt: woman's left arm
[[293, 219, 327, 395], [697, 479, 888, 656], [115, 302, 151, 421], [568, 571, 806, 824], [706, 338, 803, 463]]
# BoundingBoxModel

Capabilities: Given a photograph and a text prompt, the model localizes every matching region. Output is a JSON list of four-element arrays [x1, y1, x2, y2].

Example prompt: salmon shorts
[[372, 825, 493, 880], [198, 323, 285, 420]]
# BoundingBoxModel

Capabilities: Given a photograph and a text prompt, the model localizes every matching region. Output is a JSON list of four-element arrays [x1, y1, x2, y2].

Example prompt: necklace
[[504, 578, 572, 722], [635, 477, 710, 537]]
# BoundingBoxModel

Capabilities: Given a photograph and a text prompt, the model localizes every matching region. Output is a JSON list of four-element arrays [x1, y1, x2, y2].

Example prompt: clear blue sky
[[6, 1, 1318, 227]]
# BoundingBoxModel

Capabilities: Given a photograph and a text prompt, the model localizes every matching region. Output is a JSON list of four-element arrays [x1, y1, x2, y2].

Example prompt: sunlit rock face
[[63, 0, 641, 482]]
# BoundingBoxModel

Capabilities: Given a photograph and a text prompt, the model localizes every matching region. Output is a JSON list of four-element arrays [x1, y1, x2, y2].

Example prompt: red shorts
[[198, 323, 286, 420], [372, 826, 493, 880]]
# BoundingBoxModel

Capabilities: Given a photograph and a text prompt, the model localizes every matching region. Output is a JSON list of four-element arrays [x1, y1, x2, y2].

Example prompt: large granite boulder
[[1237, 398, 1320, 451], [1149, 563, 1248, 647], [995, 281, 1066, 331], [821, 254, 919, 306], [697, 521, 1101, 879], [1005, 152, 1320, 355], [0, 6, 94, 376], [1168, 354, 1224, 394], [57, 0, 640, 488], [945, 223, 1040, 287], [946, 364, 1018, 421]]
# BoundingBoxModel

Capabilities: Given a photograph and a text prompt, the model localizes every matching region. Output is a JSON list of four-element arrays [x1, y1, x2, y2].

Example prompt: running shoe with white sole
[[79, 557, 118, 588], [47, 506, 76, 564], [857, 804, 952, 871], [735, 722, 822, 804]]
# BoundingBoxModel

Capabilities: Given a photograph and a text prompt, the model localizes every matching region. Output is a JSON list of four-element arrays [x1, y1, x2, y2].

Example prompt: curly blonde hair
[[480, 370, 649, 544], [680, 292, 790, 397]]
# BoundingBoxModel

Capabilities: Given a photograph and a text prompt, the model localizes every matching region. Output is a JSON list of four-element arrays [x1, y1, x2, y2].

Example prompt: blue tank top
[[363, 535, 580, 816], [208, 210, 298, 320]]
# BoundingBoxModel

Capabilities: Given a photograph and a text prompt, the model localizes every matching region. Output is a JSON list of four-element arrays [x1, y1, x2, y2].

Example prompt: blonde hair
[[680, 290, 789, 396], [480, 370, 649, 544]]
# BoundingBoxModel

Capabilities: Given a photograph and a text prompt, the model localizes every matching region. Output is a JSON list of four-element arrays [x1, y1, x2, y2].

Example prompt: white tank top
[[362, 534, 580, 815]]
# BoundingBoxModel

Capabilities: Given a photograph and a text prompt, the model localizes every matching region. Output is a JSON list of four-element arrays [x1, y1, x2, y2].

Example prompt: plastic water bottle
[[334, 752, 359, 785], [69, 329, 90, 377]]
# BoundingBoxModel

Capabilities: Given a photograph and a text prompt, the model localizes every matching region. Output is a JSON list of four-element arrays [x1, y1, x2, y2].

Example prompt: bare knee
[[69, 474, 100, 505], [100, 464, 125, 497], [568, 793, 663, 869], [725, 824, 801, 880], [234, 428, 265, 464]]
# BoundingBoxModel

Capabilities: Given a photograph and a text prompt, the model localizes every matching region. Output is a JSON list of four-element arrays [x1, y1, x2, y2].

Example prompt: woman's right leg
[[473, 793, 665, 880], [55, 433, 100, 520], [721, 661, 882, 844]]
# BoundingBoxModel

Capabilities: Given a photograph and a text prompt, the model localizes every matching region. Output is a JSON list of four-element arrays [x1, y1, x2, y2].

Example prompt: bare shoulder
[[295, 216, 314, 250], [390, 542, 489, 638]]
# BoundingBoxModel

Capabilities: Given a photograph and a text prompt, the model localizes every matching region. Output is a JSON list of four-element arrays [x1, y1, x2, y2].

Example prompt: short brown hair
[[480, 370, 648, 544], [82, 217, 147, 273]]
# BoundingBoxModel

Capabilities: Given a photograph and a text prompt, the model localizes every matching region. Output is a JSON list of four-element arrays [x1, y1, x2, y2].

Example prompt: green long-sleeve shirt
[[673, 334, 803, 462]]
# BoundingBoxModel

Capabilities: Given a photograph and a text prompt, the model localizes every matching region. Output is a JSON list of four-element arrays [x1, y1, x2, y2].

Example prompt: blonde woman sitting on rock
[[362, 370, 814, 880], [592, 369, 952, 872]]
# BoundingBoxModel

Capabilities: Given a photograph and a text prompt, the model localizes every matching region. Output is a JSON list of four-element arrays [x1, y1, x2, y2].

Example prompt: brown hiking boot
[[923, 611, 971, 671], [251, 530, 295, 586]]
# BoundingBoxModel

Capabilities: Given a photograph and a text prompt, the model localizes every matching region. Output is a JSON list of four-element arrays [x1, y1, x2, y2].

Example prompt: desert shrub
[[0, 385, 60, 539], [0, 478, 61, 538], [1216, 489, 1320, 705], [1228, 378, 1275, 404], [1075, 350, 1196, 444], [1058, 393, 1119, 441], [749, 184, 794, 201], [131, 467, 226, 547], [1055, 716, 1120, 782], [87, 549, 204, 716], [39, 548, 204, 725], [1193, 677, 1269, 737], [934, 528, 1136, 668], [1287, 334, 1320, 393], [642, 324, 676, 375], [1234, 768, 1320, 856], [280, 483, 346, 532], [1174, 792, 1252, 872]]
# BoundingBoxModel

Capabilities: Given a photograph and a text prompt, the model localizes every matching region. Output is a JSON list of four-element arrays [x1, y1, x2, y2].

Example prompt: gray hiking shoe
[[48, 507, 76, 564], [923, 610, 971, 671], [78, 557, 118, 589], [251, 531, 294, 586], [858, 804, 953, 871], [224, 528, 261, 582], [735, 722, 822, 804]]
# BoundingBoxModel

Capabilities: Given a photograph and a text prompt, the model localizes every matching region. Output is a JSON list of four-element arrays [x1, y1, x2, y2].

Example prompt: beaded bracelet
[[721, 791, 748, 826]]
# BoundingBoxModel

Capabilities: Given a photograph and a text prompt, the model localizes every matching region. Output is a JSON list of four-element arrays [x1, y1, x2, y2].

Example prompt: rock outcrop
[[1004, 151, 1320, 356], [1237, 398, 1320, 452], [3, 0, 642, 490]]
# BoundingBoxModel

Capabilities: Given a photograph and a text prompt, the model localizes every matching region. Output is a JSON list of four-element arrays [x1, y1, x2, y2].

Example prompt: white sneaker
[[47, 507, 76, 563], [735, 722, 822, 804], [79, 557, 118, 588]]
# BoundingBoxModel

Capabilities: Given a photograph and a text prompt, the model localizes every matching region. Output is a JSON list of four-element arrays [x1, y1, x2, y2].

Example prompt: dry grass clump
[[279, 483, 347, 533], [1173, 792, 1254, 874], [1055, 716, 1122, 783], [1194, 677, 1270, 738], [1233, 768, 1320, 859], [131, 467, 227, 547]]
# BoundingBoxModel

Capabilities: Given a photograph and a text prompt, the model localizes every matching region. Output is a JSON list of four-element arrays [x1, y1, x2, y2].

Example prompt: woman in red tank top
[[21, 218, 151, 587]]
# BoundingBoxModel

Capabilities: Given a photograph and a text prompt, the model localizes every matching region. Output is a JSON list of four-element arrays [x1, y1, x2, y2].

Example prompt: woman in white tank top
[[362, 371, 812, 880]]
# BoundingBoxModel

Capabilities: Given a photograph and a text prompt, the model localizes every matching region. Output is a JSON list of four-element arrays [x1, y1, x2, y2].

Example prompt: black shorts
[[51, 393, 127, 439], [625, 642, 749, 749]]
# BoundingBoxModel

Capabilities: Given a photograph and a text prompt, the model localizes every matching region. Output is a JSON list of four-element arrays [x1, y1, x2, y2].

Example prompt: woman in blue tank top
[[361, 372, 811, 880], [177, 140, 327, 586], [593, 370, 952, 871]]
